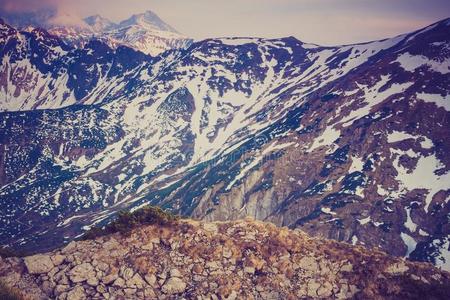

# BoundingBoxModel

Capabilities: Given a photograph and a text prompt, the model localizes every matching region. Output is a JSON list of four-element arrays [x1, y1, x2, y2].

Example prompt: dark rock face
[[0, 18, 449, 271]]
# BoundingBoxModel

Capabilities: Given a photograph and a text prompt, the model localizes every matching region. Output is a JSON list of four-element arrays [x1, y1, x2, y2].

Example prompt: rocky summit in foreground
[[0, 219, 449, 300]]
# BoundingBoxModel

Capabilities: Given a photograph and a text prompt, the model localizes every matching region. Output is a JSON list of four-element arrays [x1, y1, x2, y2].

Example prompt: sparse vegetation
[[83, 205, 180, 240], [0, 281, 23, 300]]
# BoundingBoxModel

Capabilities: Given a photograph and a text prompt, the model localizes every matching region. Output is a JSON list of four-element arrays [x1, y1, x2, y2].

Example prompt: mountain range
[[0, 12, 449, 274], [0, 9, 192, 56]]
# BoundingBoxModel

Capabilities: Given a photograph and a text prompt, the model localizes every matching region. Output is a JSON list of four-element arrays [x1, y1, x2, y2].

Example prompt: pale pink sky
[[1, 0, 449, 45]]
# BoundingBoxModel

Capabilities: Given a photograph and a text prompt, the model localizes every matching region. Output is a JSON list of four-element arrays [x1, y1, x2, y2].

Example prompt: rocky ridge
[[0, 218, 449, 299]]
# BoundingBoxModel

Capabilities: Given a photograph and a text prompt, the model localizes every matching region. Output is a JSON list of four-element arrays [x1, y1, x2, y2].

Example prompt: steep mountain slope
[[0, 18, 153, 111], [98, 11, 191, 57], [1, 10, 192, 56], [0, 18, 449, 272], [1, 219, 450, 299]]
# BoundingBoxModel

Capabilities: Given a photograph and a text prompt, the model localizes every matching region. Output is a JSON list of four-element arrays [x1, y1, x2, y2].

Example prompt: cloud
[[0, 0, 59, 13], [47, 10, 89, 28]]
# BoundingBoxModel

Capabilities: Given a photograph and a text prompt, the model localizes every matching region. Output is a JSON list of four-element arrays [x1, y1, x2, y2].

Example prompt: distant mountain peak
[[1, 10, 191, 56], [119, 10, 179, 33], [84, 14, 116, 32]]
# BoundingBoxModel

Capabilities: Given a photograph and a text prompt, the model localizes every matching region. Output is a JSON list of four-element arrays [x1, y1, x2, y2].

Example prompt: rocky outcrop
[[0, 218, 449, 299]]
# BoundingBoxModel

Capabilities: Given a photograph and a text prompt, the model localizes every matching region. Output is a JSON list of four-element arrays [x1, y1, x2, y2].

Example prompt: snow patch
[[349, 155, 364, 173], [358, 216, 371, 225], [309, 126, 340, 152], [417, 92, 450, 112], [321, 207, 336, 215], [391, 148, 450, 212], [404, 207, 417, 232], [387, 131, 434, 149], [340, 76, 413, 127], [401, 232, 417, 257], [395, 53, 450, 74]]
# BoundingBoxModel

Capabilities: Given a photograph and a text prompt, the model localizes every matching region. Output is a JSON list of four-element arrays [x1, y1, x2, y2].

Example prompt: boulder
[[127, 273, 146, 289], [24, 255, 54, 274], [54, 284, 70, 296], [170, 268, 182, 278], [145, 274, 157, 286], [298, 256, 318, 272], [223, 248, 233, 259], [120, 266, 134, 280], [161, 277, 187, 294], [66, 286, 86, 300], [87, 277, 99, 286], [102, 274, 118, 285], [144, 288, 157, 298], [68, 263, 96, 283], [113, 277, 126, 288], [51, 255, 66, 266], [340, 263, 353, 273]]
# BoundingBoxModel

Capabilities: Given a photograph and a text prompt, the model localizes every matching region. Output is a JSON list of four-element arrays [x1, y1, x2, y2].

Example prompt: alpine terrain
[[0, 12, 449, 276], [1, 218, 450, 299], [0, 9, 192, 56]]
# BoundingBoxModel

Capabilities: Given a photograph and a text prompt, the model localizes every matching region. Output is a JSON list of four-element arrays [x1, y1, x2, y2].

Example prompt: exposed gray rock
[[24, 255, 54, 274], [86, 277, 99, 286], [145, 274, 157, 287], [51, 254, 66, 266], [102, 274, 118, 285], [66, 285, 86, 300], [68, 263, 96, 283], [127, 273, 146, 289], [161, 277, 187, 294], [120, 266, 134, 280], [113, 277, 126, 288], [170, 268, 182, 278], [54, 284, 70, 296]]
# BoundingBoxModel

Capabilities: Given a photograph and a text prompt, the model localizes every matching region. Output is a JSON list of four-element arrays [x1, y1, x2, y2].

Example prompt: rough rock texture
[[23, 255, 55, 274], [1, 219, 449, 299]]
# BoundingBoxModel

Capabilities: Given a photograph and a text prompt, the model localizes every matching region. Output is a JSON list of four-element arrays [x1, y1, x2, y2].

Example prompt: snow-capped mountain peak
[[1, 10, 192, 55], [119, 10, 179, 33], [83, 15, 116, 32]]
